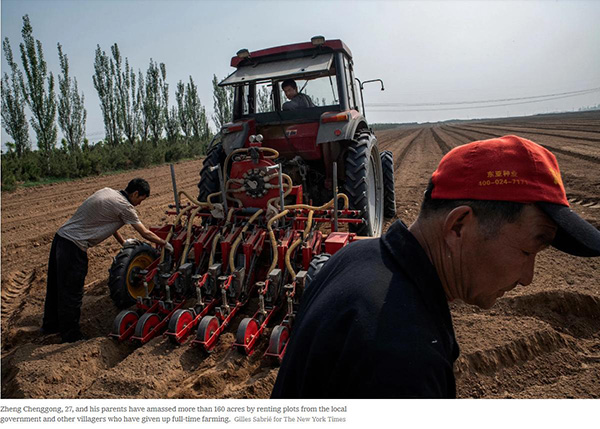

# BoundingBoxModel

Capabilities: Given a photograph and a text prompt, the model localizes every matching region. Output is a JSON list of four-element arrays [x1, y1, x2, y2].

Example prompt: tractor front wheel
[[108, 242, 158, 309]]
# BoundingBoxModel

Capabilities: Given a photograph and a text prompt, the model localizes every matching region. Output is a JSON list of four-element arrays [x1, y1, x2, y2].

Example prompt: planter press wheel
[[134, 312, 161, 338], [235, 318, 259, 352], [267, 325, 290, 356], [196, 315, 220, 343], [111, 310, 139, 337], [167, 309, 195, 345]]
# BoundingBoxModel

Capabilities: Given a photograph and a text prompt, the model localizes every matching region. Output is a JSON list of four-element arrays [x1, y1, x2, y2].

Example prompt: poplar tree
[[136, 69, 149, 143], [19, 15, 57, 160], [93, 45, 119, 145], [110, 45, 137, 145], [1, 37, 30, 156], [211, 74, 232, 131], [175, 80, 192, 138], [143, 59, 166, 144], [57, 43, 86, 151], [160, 63, 179, 143], [165, 105, 180, 144], [187, 77, 209, 141], [257, 85, 271, 113]]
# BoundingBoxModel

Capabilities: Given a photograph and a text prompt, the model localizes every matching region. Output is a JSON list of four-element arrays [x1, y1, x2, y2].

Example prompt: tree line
[[1, 15, 233, 191]]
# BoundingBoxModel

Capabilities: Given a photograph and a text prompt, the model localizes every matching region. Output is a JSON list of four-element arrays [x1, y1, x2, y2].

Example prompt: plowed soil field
[[2, 111, 599, 399]]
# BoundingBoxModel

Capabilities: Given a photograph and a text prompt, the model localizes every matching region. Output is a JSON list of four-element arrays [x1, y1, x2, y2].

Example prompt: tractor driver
[[41, 178, 173, 343], [281, 79, 315, 111], [271, 135, 600, 398]]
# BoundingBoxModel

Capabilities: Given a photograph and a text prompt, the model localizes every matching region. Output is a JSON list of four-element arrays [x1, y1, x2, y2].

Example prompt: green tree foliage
[[1, 37, 30, 156], [57, 43, 87, 152], [212, 74, 232, 130], [2, 34, 213, 192], [165, 105, 180, 144], [176, 80, 192, 138], [19, 15, 57, 161], [186, 77, 209, 142], [136, 69, 149, 142], [161, 64, 179, 144], [93, 44, 120, 146], [115, 50, 138, 145], [257, 85, 271, 113], [144, 59, 166, 144]]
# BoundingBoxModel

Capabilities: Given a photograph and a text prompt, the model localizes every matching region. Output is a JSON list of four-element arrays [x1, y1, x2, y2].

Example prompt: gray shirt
[[282, 93, 315, 111], [58, 187, 141, 251]]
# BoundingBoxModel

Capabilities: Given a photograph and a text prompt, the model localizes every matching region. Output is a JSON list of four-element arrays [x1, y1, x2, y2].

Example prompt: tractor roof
[[230, 38, 352, 68]]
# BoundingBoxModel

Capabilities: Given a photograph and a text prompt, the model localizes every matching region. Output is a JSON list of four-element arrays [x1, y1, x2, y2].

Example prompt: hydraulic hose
[[266, 174, 294, 209], [284, 210, 314, 280], [209, 232, 221, 267], [266, 209, 290, 275], [208, 208, 235, 267], [284, 193, 349, 211], [223, 147, 280, 188], [178, 189, 213, 209], [229, 209, 264, 273], [179, 205, 203, 267], [160, 205, 194, 263]]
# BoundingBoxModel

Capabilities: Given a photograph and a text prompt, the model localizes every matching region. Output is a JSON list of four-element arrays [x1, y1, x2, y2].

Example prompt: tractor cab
[[200, 37, 393, 239], [218, 37, 367, 161]]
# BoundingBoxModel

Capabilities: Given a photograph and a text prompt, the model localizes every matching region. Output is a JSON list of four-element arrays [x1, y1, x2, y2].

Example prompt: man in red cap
[[271, 135, 600, 399]]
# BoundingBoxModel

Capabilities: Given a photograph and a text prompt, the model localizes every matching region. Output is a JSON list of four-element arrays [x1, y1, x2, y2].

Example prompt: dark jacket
[[271, 220, 459, 398]]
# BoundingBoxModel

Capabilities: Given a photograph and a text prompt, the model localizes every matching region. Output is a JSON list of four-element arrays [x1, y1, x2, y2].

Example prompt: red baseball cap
[[431, 135, 600, 256]]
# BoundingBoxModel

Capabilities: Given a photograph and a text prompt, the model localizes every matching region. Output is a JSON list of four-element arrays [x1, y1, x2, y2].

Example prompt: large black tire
[[380, 150, 396, 219], [305, 253, 331, 293], [198, 143, 225, 202], [108, 242, 159, 309], [344, 133, 384, 237]]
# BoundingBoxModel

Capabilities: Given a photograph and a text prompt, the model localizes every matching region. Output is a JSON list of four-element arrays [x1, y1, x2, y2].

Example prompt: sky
[[1, 0, 599, 150]]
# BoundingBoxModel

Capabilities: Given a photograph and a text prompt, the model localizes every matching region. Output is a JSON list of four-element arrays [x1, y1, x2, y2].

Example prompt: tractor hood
[[219, 53, 334, 86]]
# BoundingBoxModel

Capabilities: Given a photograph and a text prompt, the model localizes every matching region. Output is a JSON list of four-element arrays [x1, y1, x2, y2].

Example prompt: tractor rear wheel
[[108, 242, 159, 309], [380, 150, 396, 218], [344, 133, 384, 236], [198, 143, 225, 202]]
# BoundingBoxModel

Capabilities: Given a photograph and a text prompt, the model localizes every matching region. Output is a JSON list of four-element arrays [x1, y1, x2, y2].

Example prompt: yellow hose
[[266, 174, 294, 209], [284, 193, 349, 211], [160, 205, 194, 263], [266, 209, 289, 274], [226, 207, 235, 223], [178, 190, 213, 209], [284, 210, 314, 280], [179, 205, 203, 266], [223, 147, 280, 187], [209, 232, 221, 267], [228, 209, 264, 272], [207, 191, 222, 206]]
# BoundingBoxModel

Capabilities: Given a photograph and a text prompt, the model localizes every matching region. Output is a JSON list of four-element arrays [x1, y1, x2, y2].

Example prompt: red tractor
[[200, 35, 396, 235], [107, 37, 396, 362]]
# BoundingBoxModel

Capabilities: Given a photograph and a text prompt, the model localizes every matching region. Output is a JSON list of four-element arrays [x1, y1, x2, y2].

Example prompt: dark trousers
[[43, 233, 88, 342]]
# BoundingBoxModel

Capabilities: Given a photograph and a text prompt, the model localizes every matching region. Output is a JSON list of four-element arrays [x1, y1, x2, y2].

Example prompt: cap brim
[[537, 202, 600, 257]]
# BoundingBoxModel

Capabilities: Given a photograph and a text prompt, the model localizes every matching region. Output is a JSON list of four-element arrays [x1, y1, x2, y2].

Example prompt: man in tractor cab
[[41, 178, 173, 343], [271, 135, 600, 398], [281, 79, 315, 111]]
